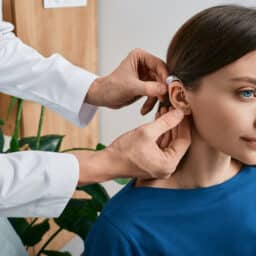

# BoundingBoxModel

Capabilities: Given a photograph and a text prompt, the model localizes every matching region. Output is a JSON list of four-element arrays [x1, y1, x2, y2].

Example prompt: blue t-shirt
[[84, 165, 256, 255]]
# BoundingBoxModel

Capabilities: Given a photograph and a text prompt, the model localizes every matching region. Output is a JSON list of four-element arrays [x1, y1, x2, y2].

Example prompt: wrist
[[69, 148, 123, 185], [85, 76, 108, 107], [103, 146, 132, 179], [85, 149, 118, 184]]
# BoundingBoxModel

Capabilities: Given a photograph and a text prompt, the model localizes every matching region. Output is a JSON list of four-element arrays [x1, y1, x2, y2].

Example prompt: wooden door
[[13, 0, 98, 149]]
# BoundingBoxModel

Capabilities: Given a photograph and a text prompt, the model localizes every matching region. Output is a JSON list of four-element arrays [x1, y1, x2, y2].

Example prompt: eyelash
[[238, 89, 256, 99]]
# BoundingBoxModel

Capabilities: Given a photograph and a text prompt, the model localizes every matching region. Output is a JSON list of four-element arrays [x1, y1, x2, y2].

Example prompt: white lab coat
[[0, 2, 98, 254], [0, 6, 97, 218]]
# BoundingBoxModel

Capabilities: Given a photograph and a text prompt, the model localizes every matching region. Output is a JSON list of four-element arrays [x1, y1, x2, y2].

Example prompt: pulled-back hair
[[166, 5, 256, 89]]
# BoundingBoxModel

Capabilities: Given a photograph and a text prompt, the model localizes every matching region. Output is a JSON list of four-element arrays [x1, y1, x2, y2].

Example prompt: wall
[[68, 0, 256, 254], [97, 0, 256, 201], [98, 0, 255, 145]]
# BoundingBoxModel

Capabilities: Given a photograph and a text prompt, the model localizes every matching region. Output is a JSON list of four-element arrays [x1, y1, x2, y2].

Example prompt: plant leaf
[[55, 185, 110, 240], [9, 136, 20, 152], [19, 135, 64, 152], [96, 143, 105, 151], [9, 99, 23, 152], [114, 178, 131, 185], [0, 124, 4, 153], [54, 199, 98, 240], [9, 218, 50, 247], [6, 96, 18, 120], [77, 183, 109, 211], [43, 251, 72, 256], [22, 219, 50, 246], [8, 218, 30, 239]]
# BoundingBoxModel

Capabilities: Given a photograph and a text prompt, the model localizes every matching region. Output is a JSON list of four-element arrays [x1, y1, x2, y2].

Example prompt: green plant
[[0, 97, 129, 256]]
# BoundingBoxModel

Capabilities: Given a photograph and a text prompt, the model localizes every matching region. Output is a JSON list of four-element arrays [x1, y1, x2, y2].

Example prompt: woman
[[84, 5, 256, 255]]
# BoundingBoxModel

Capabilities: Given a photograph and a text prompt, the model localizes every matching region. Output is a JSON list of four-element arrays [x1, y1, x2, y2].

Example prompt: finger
[[169, 107, 177, 142], [140, 80, 167, 97], [168, 126, 178, 143], [144, 108, 184, 140], [160, 131, 172, 148], [140, 50, 168, 82], [158, 106, 167, 147], [131, 48, 168, 82], [171, 125, 178, 141], [165, 117, 191, 161], [160, 110, 172, 148], [140, 96, 158, 115], [131, 79, 167, 99], [129, 49, 168, 96], [155, 108, 162, 146], [155, 109, 161, 120], [158, 107, 169, 148]]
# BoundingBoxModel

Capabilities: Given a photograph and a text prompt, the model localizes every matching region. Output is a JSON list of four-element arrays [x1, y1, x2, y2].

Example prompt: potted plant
[[0, 97, 128, 256]]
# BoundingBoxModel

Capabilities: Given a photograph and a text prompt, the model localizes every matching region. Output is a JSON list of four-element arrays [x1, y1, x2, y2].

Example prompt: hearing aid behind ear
[[166, 75, 181, 85], [160, 75, 182, 108]]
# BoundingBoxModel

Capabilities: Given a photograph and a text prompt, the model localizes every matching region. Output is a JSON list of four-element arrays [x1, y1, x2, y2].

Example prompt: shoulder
[[84, 214, 137, 255], [85, 181, 145, 255], [99, 180, 157, 229], [241, 164, 256, 176], [101, 180, 142, 219]]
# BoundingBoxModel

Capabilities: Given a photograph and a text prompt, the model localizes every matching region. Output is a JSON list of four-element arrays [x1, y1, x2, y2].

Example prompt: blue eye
[[239, 90, 255, 98]]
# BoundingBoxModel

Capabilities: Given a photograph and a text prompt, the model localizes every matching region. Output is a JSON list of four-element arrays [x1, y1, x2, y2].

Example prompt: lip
[[241, 137, 256, 149], [241, 137, 256, 142]]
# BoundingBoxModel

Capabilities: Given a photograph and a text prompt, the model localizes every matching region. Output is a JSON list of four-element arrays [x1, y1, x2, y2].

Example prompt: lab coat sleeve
[[0, 21, 98, 127], [0, 20, 98, 217], [0, 151, 79, 217]]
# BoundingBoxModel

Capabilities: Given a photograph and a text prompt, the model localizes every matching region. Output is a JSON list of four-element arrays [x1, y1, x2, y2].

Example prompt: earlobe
[[183, 106, 192, 115], [168, 81, 191, 115]]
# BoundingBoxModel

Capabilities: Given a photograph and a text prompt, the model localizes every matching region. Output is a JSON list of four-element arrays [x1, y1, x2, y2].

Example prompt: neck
[[169, 127, 242, 189], [136, 125, 243, 190]]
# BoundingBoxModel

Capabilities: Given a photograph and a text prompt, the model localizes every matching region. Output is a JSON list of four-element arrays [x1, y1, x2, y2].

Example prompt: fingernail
[[173, 109, 184, 118]]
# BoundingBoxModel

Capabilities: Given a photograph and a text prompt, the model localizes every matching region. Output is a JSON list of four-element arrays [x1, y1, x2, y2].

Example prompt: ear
[[168, 81, 191, 115]]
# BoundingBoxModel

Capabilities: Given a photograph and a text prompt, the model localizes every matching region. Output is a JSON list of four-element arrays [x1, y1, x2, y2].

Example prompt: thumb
[[136, 80, 167, 97], [144, 108, 184, 140]]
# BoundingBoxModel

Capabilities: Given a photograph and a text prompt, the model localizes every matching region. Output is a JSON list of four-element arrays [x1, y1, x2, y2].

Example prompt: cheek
[[189, 93, 256, 164], [190, 98, 241, 149]]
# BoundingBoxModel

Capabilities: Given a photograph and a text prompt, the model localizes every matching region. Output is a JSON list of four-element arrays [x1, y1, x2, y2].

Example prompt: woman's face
[[186, 50, 256, 165]]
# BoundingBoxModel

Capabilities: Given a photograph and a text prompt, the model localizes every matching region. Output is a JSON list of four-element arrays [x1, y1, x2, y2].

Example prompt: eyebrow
[[230, 76, 256, 86]]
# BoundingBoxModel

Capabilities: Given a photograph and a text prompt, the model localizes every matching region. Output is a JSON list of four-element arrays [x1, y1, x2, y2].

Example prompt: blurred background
[[67, 0, 256, 253], [98, 0, 255, 145], [98, 0, 256, 208], [2, 0, 255, 254]]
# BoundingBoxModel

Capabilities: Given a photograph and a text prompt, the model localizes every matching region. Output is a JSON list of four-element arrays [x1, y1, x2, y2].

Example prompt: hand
[[106, 108, 191, 180], [70, 109, 191, 185], [155, 93, 173, 148], [85, 48, 168, 113]]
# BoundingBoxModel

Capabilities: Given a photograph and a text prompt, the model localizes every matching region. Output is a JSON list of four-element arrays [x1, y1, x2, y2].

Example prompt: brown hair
[[166, 5, 256, 90]]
